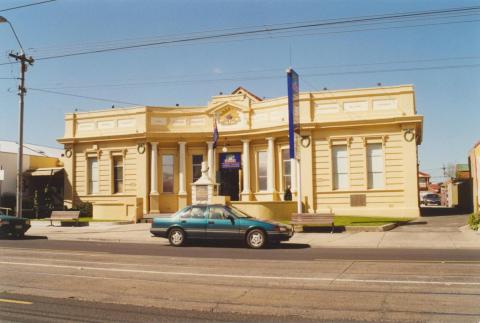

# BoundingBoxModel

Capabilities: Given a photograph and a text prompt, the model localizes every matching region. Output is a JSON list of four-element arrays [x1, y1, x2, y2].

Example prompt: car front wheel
[[246, 229, 266, 249], [168, 228, 186, 247]]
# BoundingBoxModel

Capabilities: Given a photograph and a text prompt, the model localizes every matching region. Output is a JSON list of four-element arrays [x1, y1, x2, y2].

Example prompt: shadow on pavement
[[396, 221, 428, 226], [0, 235, 48, 241], [302, 226, 345, 233], [420, 207, 470, 217], [183, 240, 310, 249]]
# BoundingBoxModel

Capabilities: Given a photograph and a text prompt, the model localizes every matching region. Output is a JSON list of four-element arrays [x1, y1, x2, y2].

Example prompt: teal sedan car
[[0, 212, 31, 239], [150, 204, 294, 248]]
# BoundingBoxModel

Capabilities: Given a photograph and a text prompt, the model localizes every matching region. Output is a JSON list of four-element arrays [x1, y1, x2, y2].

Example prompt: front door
[[177, 206, 207, 239], [206, 206, 240, 240], [219, 152, 241, 201]]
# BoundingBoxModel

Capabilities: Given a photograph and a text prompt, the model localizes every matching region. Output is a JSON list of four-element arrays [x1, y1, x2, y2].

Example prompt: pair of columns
[[150, 137, 291, 198], [150, 141, 210, 196]]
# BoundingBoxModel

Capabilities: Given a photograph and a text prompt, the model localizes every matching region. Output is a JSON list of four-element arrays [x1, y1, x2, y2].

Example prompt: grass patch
[[334, 216, 413, 227], [33, 217, 124, 223], [280, 216, 413, 227]]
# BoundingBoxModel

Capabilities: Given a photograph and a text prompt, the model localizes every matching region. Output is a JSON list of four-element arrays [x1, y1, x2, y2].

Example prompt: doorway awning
[[27, 167, 64, 177]]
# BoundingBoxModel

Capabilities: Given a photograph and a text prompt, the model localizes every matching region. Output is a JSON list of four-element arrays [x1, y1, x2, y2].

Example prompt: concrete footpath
[[26, 216, 480, 249]]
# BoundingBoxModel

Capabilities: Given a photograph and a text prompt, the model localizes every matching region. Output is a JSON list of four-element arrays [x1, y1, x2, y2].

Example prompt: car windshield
[[227, 206, 252, 219]]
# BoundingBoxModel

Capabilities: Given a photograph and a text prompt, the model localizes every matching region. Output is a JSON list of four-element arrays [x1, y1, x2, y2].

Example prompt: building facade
[[469, 142, 480, 214], [59, 85, 423, 221]]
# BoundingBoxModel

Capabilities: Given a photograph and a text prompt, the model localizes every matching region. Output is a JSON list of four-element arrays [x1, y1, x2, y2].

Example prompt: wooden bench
[[48, 211, 81, 226], [291, 213, 335, 233]]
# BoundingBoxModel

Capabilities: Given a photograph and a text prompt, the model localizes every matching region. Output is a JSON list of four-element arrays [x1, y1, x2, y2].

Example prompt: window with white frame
[[162, 155, 174, 193], [257, 151, 267, 191], [113, 156, 124, 193], [367, 143, 384, 189], [88, 157, 99, 194], [281, 149, 291, 189], [192, 155, 203, 182], [332, 145, 348, 190]]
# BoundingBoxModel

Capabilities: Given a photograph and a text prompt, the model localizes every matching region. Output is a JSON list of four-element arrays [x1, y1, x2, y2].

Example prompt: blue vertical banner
[[287, 68, 300, 160]]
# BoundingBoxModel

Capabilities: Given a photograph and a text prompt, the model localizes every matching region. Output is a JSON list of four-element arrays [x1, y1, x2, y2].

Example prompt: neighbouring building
[[58, 85, 423, 221], [0, 140, 64, 213], [469, 141, 480, 214], [418, 171, 431, 191]]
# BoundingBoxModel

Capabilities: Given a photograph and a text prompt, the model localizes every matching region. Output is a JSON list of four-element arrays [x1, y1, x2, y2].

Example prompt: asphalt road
[[1, 240, 480, 322], [2, 238, 480, 261]]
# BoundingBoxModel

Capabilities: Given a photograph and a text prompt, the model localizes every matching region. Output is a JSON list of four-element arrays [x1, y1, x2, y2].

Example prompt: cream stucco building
[[59, 85, 423, 221]]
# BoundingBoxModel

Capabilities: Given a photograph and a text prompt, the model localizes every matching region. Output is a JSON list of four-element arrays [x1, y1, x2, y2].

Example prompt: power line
[[27, 11, 480, 56], [31, 55, 480, 90], [1, 5, 478, 65], [30, 62, 480, 91], [0, 0, 56, 13], [28, 87, 145, 106]]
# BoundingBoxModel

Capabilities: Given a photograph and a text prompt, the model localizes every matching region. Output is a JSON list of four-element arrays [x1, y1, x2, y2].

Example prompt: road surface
[[1, 239, 479, 322]]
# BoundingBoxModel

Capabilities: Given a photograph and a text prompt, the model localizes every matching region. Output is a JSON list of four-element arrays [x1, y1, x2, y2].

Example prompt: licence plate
[[15, 225, 23, 229]]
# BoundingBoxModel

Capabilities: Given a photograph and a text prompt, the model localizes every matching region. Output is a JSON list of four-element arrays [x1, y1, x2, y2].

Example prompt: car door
[[206, 206, 241, 240], [177, 206, 207, 239]]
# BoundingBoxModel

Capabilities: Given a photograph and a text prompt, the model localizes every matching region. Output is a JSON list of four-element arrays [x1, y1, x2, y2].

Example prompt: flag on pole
[[213, 116, 219, 149]]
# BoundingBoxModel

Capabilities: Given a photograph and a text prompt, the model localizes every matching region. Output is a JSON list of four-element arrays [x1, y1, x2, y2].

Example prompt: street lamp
[[0, 16, 34, 218]]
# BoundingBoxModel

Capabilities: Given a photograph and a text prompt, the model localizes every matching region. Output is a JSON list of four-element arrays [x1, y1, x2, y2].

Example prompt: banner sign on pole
[[287, 68, 300, 160]]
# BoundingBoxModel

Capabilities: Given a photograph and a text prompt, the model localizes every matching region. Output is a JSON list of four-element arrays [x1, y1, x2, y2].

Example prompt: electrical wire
[[0, 0, 56, 13], [0, 5, 478, 65], [28, 88, 145, 106]]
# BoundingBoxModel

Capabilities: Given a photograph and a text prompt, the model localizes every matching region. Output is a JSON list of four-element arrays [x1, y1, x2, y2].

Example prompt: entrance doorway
[[219, 168, 239, 201], [218, 153, 241, 201]]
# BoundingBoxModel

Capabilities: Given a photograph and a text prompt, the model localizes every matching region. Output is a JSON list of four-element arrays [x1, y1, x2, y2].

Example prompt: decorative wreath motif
[[403, 129, 415, 142], [64, 148, 73, 158], [300, 136, 311, 148], [137, 143, 146, 154]]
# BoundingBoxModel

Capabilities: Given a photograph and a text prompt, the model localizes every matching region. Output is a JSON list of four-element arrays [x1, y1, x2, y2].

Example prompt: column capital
[[206, 141, 214, 146], [241, 139, 251, 144], [178, 141, 186, 147], [266, 137, 276, 142], [150, 142, 158, 148]]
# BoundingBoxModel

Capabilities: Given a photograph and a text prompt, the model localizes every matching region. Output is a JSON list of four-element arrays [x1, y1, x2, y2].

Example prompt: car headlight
[[25, 220, 30, 225], [279, 226, 288, 232]]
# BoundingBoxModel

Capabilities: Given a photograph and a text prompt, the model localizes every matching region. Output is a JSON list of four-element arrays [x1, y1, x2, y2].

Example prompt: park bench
[[291, 213, 335, 233], [48, 210, 81, 226]]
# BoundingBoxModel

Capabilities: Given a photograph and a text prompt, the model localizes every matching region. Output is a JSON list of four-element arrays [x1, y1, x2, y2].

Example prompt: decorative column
[[178, 142, 187, 195], [178, 142, 187, 208], [290, 155, 297, 194], [150, 143, 158, 194], [266, 137, 278, 200], [207, 141, 214, 180], [241, 139, 252, 201], [149, 142, 160, 213]]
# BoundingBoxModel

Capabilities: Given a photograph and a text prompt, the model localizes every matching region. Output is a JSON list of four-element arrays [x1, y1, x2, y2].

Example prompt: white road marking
[[0, 260, 479, 286]]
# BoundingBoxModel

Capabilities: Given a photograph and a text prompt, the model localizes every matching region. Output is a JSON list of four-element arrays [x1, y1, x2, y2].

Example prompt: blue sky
[[0, 0, 479, 182]]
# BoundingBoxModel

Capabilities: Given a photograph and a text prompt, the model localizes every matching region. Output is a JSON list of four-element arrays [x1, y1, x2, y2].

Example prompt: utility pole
[[1, 16, 34, 218], [9, 52, 34, 217]]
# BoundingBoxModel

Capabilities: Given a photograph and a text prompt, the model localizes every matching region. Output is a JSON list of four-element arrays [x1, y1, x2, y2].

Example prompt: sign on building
[[220, 153, 241, 169], [287, 68, 300, 160]]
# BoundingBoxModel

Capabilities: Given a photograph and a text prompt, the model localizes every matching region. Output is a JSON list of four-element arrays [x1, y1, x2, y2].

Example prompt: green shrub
[[467, 213, 480, 231], [75, 202, 93, 217]]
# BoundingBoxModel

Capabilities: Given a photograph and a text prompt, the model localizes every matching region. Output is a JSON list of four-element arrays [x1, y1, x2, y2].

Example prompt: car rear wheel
[[246, 229, 266, 249], [168, 228, 186, 247]]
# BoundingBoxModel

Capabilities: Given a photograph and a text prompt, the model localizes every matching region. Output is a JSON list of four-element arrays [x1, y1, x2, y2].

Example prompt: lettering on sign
[[77, 122, 95, 131], [196, 185, 208, 202], [373, 99, 397, 111], [97, 120, 115, 129], [117, 119, 136, 128], [171, 118, 187, 127], [344, 101, 368, 112], [190, 117, 206, 126], [151, 117, 167, 126], [315, 103, 340, 115]]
